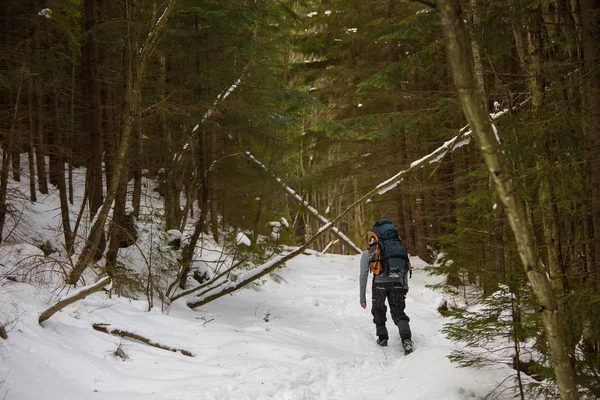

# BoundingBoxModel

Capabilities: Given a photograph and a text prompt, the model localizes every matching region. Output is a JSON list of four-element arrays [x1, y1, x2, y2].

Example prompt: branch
[[245, 152, 362, 254], [39, 277, 111, 325], [92, 323, 193, 357]]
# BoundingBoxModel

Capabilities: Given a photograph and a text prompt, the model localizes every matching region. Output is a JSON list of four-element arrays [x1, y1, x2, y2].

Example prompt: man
[[359, 219, 413, 355]]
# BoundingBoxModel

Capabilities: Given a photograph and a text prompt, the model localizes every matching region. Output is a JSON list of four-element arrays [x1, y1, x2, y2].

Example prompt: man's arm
[[359, 250, 369, 307]]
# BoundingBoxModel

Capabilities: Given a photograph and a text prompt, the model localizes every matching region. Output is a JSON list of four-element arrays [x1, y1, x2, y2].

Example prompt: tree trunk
[[102, 83, 115, 190], [34, 82, 48, 195], [52, 88, 74, 254], [132, 117, 142, 218], [27, 82, 37, 202], [434, 1, 578, 398]]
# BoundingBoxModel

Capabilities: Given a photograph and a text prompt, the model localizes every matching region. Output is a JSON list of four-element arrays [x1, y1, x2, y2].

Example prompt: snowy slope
[[0, 252, 517, 400]]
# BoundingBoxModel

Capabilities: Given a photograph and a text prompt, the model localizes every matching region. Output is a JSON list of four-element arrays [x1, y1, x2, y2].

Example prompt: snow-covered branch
[[246, 152, 362, 253], [39, 277, 111, 325], [176, 74, 245, 162], [375, 100, 529, 196]]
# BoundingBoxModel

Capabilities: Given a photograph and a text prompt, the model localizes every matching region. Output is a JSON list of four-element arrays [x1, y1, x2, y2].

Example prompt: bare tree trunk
[[34, 81, 48, 195], [102, 83, 115, 189], [27, 82, 37, 202], [68, 61, 75, 204], [51, 87, 74, 254], [434, 1, 578, 398], [83, 0, 106, 262], [0, 73, 23, 241], [66, 0, 177, 285], [209, 130, 219, 242], [132, 119, 142, 218], [11, 127, 20, 182]]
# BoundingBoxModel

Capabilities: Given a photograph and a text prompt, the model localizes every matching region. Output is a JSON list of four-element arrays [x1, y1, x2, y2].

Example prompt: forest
[[1, 0, 599, 399]]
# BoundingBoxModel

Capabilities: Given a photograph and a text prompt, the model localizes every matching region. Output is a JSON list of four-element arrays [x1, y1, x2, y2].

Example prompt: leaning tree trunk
[[66, 0, 178, 285], [434, 1, 578, 399]]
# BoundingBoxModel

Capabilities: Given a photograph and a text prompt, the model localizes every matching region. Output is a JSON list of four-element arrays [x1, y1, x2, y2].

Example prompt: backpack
[[366, 219, 409, 279]]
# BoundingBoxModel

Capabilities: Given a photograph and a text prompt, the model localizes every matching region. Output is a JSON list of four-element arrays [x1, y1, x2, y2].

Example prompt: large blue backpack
[[366, 219, 408, 279]]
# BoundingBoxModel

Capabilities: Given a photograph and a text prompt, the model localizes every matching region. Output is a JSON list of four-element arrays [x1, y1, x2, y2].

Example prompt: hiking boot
[[402, 339, 414, 355], [377, 337, 388, 347]]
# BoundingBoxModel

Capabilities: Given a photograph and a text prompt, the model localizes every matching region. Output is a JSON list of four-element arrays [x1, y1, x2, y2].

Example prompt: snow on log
[[39, 277, 111, 325], [92, 323, 194, 357]]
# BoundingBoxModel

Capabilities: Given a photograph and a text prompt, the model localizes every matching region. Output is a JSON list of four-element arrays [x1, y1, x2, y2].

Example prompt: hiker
[[359, 218, 413, 355]]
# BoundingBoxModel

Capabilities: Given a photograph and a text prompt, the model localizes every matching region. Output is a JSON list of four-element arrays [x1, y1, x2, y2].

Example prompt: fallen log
[[92, 323, 194, 357], [39, 276, 111, 325]]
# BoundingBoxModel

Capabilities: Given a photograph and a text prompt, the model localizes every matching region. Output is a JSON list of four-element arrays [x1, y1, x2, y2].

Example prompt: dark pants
[[371, 281, 411, 341]]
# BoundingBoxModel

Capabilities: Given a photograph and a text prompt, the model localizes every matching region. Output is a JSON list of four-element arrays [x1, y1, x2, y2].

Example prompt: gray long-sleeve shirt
[[359, 250, 409, 304]]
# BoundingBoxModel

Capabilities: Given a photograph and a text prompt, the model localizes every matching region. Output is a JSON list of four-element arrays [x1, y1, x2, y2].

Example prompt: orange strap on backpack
[[367, 231, 381, 274]]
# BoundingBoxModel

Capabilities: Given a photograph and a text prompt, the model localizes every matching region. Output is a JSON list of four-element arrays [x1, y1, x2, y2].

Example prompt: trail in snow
[[1, 252, 516, 400]]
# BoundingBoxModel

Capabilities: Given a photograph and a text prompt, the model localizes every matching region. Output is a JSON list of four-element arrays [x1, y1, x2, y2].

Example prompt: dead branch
[[92, 323, 193, 357], [38, 276, 111, 325]]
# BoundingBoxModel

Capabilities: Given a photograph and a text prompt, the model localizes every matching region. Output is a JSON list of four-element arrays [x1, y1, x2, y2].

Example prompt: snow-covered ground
[[0, 158, 522, 399], [1, 251, 518, 400]]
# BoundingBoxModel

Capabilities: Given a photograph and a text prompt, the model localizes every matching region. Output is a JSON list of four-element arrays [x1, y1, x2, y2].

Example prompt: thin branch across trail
[[39, 277, 111, 325], [246, 152, 362, 254], [92, 323, 194, 357]]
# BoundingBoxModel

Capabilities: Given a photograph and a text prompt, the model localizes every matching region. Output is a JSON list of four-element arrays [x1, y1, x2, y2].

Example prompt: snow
[[492, 123, 501, 144], [0, 155, 527, 400], [38, 8, 52, 18], [0, 253, 521, 400], [235, 232, 251, 247]]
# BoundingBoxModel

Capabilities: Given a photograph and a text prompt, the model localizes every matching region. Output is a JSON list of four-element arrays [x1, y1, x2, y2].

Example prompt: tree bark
[[27, 82, 37, 202], [51, 87, 74, 254], [34, 81, 48, 195], [434, 1, 578, 398]]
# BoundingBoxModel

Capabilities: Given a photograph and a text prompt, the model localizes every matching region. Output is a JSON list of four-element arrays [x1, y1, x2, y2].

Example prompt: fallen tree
[[39, 276, 111, 325], [92, 323, 194, 357]]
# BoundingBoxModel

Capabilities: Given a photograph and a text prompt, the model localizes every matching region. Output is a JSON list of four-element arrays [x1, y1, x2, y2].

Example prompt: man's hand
[[360, 302, 367, 309]]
